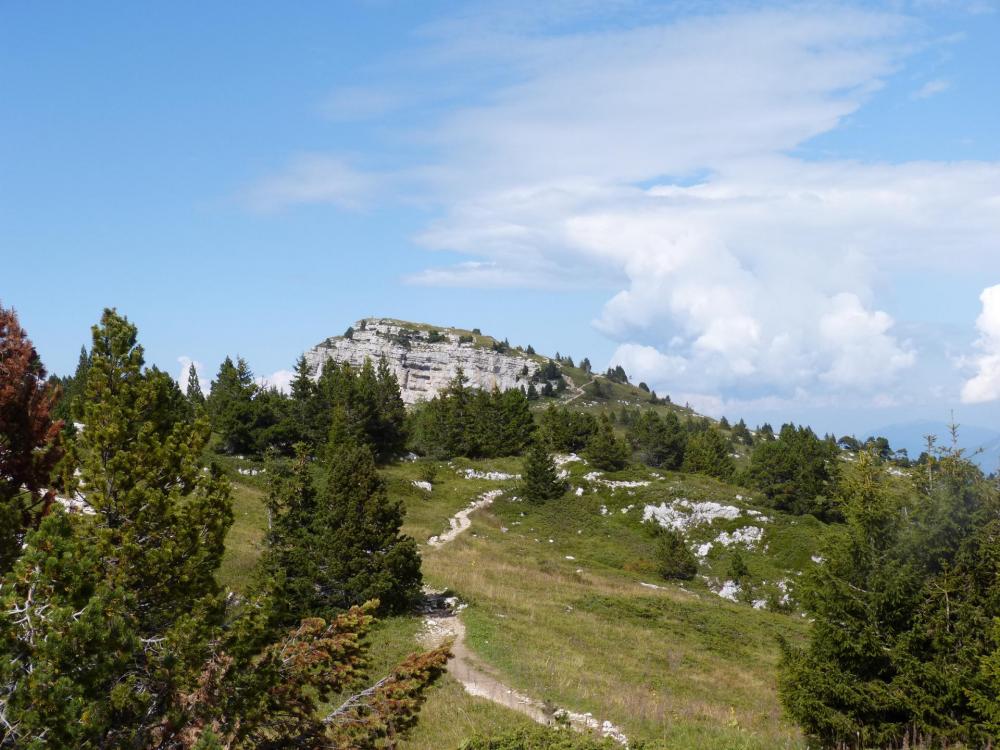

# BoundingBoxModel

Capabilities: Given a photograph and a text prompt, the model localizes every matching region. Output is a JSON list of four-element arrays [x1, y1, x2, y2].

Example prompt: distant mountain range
[[863, 420, 1000, 473]]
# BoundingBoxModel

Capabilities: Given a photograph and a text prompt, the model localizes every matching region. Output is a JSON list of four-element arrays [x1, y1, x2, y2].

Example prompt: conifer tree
[[746, 423, 839, 518], [373, 356, 407, 459], [186, 361, 206, 407], [655, 528, 697, 580], [0, 311, 446, 748], [681, 428, 735, 480], [52, 344, 90, 423], [0, 305, 63, 575], [732, 418, 753, 446], [521, 441, 566, 503], [208, 355, 258, 454], [584, 413, 630, 471], [0, 308, 234, 746], [538, 405, 598, 452], [268, 422, 421, 618], [627, 410, 686, 469]]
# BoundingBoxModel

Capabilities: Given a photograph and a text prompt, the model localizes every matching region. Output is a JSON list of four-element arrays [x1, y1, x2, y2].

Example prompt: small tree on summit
[[521, 441, 566, 503]]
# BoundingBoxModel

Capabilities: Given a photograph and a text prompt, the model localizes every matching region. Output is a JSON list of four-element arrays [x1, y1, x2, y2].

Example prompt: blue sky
[[2, 1, 1000, 438]]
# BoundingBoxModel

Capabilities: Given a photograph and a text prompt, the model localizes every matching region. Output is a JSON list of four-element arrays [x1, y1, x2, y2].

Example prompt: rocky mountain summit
[[304, 318, 541, 404]]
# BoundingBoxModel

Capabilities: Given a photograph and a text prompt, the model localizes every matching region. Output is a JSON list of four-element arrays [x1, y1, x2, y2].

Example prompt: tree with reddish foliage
[[0, 304, 63, 574]]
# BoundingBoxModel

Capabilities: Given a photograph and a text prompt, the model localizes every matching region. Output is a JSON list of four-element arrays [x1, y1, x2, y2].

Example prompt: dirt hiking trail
[[421, 490, 629, 745]]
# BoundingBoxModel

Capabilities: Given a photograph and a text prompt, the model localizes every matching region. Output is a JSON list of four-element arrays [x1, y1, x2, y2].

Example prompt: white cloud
[[911, 77, 951, 99], [393, 8, 1000, 402], [256, 4, 1000, 407], [961, 285, 1000, 403], [256, 370, 295, 395], [247, 154, 379, 212], [177, 356, 208, 396]]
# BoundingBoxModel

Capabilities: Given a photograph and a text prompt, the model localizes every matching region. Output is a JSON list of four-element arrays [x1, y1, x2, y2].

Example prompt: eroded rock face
[[304, 319, 540, 404]]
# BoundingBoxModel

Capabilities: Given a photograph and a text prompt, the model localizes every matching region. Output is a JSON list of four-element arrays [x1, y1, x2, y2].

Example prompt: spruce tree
[[584, 413, 630, 471], [373, 356, 407, 459], [208, 355, 258, 454], [521, 441, 566, 503], [186, 361, 206, 407], [52, 344, 90, 423], [268, 422, 421, 618], [746, 423, 839, 518], [681, 428, 735, 480], [627, 410, 686, 469]]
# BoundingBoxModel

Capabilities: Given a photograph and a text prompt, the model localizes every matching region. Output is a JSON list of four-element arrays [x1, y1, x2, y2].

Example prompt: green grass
[[218, 450, 821, 749], [383, 456, 818, 749], [217, 480, 268, 592]]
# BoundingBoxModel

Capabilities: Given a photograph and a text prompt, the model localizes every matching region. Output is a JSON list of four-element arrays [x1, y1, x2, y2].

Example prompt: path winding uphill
[[427, 490, 503, 547], [421, 486, 629, 746]]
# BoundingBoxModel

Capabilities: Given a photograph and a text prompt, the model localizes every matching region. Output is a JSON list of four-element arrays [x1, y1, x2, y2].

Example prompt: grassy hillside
[[219, 448, 824, 749]]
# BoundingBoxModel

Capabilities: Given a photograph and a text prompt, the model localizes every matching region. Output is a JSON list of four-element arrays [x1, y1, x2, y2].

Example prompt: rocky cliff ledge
[[304, 319, 541, 405]]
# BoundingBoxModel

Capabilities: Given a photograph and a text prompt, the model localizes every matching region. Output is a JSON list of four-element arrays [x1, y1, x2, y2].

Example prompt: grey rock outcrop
[[304, 319, 540, 405]]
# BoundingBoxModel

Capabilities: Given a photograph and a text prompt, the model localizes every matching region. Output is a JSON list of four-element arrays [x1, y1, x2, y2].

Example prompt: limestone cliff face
[[304, 319, 540, 405]]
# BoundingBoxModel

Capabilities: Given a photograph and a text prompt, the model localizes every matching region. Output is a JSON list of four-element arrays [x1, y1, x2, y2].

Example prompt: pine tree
[[627, 410, 686, 469], [746, 423, 839, 518], [208, 355, 258, 454], [521, 441, 566, 503], [584, 413, 630, 471], [186, 361, 206, 407], [0, 308, 234, 746], [0, 305, 63, 575], [269, 423, 421, 618], [373, 356, 407, 459], [655, 528, 697, 580], [682, 428, 735, 480]]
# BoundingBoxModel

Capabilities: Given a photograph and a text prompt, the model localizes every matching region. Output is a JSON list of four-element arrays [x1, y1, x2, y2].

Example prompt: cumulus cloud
[[255, 3, 1000, 407], [177, 356, 208, 396], [961, 285, 1000, 403], [396, 7, 1000, 402]]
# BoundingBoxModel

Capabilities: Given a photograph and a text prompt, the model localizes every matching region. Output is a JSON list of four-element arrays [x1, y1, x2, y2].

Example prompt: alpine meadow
[[3, 2, 1000, 749]]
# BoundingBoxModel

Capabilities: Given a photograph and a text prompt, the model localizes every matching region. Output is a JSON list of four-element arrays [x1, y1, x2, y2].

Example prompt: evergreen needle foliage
[[778, 448, 1000, 748], [0, 310, 446, 749], [521, 441, 566, 503], [583, 413, 630, 471], [264, 431, 422, 620], [681, 428, 734, 480], [655, 528, 698, 580]]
